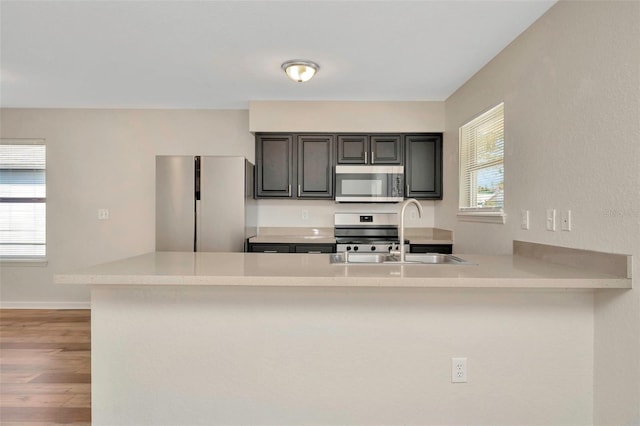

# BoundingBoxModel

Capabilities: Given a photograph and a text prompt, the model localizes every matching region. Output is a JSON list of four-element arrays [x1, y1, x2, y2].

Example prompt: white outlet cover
[[561, 210, 572, 231], [451, 357, 468, 383]]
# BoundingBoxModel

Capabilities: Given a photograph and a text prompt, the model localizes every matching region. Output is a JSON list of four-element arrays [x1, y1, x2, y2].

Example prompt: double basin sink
[[330, 252, 473, 265]]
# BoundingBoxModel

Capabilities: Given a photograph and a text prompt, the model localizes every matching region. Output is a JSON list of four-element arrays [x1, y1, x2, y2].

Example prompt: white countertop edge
[[55, 274, 631, 289]]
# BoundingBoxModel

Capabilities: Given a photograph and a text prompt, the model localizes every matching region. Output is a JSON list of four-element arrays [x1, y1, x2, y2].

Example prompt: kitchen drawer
[[248, 243, 292, 253], [294, 244, 336, 254], [409, 244, 453, 254]]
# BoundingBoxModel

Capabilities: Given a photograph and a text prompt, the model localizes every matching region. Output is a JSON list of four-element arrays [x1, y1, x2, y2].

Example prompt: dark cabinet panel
[[337, 135, 368, 164], [297, 135, 334, 199], [294, 244, 336, 253], [405, 134, 442, 199], [370, 135, 402, 164], [409, 244, 452, 254], [256, 134, 294, 198], [248, 243, 292, 253], [338, 134, 402, 165], [248, 243, 336, 253]]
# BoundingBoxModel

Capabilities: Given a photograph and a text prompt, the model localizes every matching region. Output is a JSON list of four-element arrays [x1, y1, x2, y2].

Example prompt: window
[[0, 139, 46, 259], [458, 103, 505, 223]]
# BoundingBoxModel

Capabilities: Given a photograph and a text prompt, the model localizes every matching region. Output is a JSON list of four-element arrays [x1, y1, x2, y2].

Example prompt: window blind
[[459, 103, 504, 213], [0, 141, 46, 258]]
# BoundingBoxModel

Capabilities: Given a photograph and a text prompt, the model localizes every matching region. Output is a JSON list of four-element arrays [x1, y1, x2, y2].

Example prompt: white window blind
[[0, 140, 46, 258], [458, 103, 505, 222]]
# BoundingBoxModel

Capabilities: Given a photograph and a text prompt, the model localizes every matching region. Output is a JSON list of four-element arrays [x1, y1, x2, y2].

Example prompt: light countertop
[[55, 250, 631, 289]]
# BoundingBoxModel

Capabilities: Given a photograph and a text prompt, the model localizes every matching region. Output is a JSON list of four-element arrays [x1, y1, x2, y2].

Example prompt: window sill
[[457, 211, 506, 224], [0, 258, 49, 267]]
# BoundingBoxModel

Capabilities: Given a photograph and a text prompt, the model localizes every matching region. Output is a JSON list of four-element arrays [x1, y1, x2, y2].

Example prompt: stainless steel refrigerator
[[156, 156, 257, 252]]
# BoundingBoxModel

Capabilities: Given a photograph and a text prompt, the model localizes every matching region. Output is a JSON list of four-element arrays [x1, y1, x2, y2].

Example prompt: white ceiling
[[0, 0, 557, 109]]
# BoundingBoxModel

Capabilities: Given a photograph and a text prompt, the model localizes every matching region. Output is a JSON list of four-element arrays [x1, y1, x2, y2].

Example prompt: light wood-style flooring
[[0, 309, 91, 425]]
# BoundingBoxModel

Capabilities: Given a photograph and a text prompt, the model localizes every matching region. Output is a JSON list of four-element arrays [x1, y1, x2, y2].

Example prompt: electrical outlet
[[301, 209, 309, 220], [451, 357, 467, 383], [409, 210, 417, 220], [98, 208, 110, 220], [561, 210, 572, 231]]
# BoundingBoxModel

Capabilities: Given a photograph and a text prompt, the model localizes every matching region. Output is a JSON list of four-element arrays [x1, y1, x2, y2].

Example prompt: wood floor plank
[[1, 309, 91, 424], [0, 406, 91, 422]]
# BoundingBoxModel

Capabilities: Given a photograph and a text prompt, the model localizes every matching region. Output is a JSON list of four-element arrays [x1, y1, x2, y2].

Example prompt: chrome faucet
[[395, 198, 423, 262]]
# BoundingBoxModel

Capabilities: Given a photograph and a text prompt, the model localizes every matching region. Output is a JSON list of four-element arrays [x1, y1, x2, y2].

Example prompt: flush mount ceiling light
[[281, 60, 320, 83]]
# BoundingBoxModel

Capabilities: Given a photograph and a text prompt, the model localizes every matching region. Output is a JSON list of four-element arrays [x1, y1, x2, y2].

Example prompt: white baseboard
[[0, 301, 91, 310]]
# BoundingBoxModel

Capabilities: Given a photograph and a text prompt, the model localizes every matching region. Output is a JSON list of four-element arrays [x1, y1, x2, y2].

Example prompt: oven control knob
[[388, 245, 393, 252], [371, 246, 376, 251], [346, 246, 352, 251], [353, 246, 359, 251]]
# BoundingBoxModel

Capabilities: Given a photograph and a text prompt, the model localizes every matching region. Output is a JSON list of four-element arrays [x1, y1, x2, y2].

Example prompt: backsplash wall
[[256, 199, 436, 229]]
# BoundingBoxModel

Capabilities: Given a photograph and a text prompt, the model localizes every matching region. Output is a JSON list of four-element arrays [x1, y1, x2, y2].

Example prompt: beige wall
[[249, 100, 445, 133], [438, 1, 640, 423], [1, 1, 638, 422], [0, 108, 255, 306]]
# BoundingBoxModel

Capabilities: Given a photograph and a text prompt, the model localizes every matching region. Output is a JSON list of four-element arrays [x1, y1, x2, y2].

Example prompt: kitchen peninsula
[[55, 242, 630, 425]]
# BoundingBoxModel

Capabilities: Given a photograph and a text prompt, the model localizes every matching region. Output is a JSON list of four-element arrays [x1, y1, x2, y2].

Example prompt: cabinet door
[[256, 134, 294, 198], [405, 134, 442, 199], [337, 135, 368, 164], [370, 135, 403, 164], [297, 134, 335, 199]]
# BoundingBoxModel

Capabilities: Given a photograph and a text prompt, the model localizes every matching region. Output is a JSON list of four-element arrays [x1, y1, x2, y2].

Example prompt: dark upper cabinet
[[404, 133, 442, 199], [337, 135, 368, 164], [297, 134, 334, 199], [256, 133, 335, 199], [257, 132, 442, 200], [337, 134, 402, 165], [370, 135, 403, 164], [256, 134, 294, 198]]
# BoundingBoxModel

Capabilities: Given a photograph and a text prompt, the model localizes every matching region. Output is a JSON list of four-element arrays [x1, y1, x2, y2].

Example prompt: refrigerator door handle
[[194, 199, 201, 252]]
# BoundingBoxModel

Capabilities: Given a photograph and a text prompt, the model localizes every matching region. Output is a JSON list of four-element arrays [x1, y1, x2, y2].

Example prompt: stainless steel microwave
[[335, 165, 404, 202]]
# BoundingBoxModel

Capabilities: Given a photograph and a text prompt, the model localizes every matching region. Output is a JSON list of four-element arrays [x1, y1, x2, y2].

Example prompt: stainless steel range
[[334, 213, 407, 253]]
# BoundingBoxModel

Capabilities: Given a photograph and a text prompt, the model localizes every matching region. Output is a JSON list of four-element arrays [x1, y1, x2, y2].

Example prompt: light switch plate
[[546, 209, 556, 231], [520, 210, 530, 230]]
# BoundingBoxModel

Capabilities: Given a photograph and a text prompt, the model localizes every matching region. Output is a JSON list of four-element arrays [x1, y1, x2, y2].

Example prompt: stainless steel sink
[[330, 252, 473, 265]]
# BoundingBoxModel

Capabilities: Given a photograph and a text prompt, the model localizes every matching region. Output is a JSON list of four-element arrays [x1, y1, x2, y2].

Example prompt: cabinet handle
[[298, 184, 301, 197], [288, 184, 291, 196], [264, 250, 278, 253], [307, 251, 322, 254], [406, 184, 409, 196], [364, 151, 367, 164], [371, 151, 375, 164]]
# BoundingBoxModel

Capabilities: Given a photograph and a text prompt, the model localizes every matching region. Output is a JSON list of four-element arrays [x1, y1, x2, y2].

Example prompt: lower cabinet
[[294, 244, 336, 254], [248, 243, 292, 253], [409, 244, 452, 254], [248, 243, 336, 253]]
